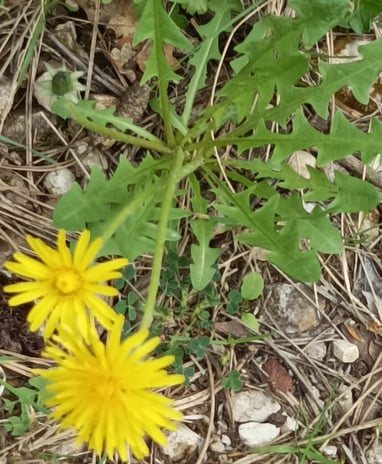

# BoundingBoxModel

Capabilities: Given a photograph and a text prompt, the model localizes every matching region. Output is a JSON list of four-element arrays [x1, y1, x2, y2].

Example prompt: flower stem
[[100, 183, 163, 243], [140, 147, 184, 329]]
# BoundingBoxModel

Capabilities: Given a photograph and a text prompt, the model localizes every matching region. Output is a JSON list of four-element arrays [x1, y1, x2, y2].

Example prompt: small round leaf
[[241, 313, 259, 332], [241, 272, 264, 300]]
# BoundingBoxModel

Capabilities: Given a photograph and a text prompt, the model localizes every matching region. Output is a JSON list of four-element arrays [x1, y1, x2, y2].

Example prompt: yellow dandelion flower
[[37, 315, 184, 461], [3, 230, 128, 339]]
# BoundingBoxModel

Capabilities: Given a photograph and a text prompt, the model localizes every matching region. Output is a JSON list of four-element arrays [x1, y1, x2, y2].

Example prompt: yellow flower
[[3, 230, 128, 339], [38, 316, 184, 461]]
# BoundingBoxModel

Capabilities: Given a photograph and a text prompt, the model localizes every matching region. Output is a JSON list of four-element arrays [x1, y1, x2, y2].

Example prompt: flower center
[[54, 270, 83, 295], [96, 375, 120, 401]]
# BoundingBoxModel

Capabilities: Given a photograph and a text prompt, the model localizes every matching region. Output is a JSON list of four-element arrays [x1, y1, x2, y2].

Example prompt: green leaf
[[241, 273, 264, 300], [54, 156, 158, 229], [133, 0, 192, 83], [234, 110, 382, 166], [276, 194, 343, 254], [328, 171, 382, 213], [220, 16, 308, 123], [182, 0, 240, 125], [215, 190, 322, 282], [2, 398, 17, 415], [228, 158, 381, 218], [348, 0, 382, 32], [190, 238, 220, 291], [54, 156, 188, 261], [272, 38, 382, 120], [53, 100, 158, 142], [187, 336, 210, 358], [228, 289, 243, 304], [222, 370, 242, 391], [241, 313, 260, 332], [3, 416, 31, 436], [221, 33, 382, 131], [115, 300, 127, 315], [170, 0, 209, 14], [189, 174, 220, 291], [289, 0, 351, 48], [53, 168, 109, 229]]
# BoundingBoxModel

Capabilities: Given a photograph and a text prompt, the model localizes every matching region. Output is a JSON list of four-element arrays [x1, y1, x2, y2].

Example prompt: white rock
[[232, 390, 281, 423], [305, 342, 327, 361], [281, 414, 299, 433], [44, 169, 75, 195], [238, 422, 280, 447], [0, 75, 13, 121], [367, 443, 382, 464], [337, 385, 353, 412], [210, 440, 225, 453], [310, 386, 325, 408], [333, 340, 359, 363], [322, 445, 337, 458], [82, 149, 108, 170], [73, 142, 88, 156], [267, 283, 322, 333], [0, 366, 5, 397], [221, 434, 231, 447], [161, 423, 201, 461]]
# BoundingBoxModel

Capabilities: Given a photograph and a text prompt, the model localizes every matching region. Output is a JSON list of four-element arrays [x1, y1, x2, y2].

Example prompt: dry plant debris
[[0, 0, 382, 463]]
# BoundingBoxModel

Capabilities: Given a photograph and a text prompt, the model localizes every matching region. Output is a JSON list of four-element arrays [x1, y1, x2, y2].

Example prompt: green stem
[[185, 136, 239, 153], [100, 183, 163, 243], [153, 3, 175, 148], [140, 147, 184, 329]]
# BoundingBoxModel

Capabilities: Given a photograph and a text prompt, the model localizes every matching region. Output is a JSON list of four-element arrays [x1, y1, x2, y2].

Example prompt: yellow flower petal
[[6, 287, 49, 306], [78, 238, 103, 270], [57, 230, 72, 267], [72, 230, 91, 265], [27, 235, 61, 269], [84, 258, 128, 281], [27, 295, 60, 332], [4, 229, 127, 338], [85, 283, 118, 297], [5, 256, 51, 280], [37, 318, 184, 460]]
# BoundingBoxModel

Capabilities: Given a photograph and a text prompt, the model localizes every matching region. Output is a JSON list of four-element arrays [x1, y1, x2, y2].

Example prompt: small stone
[[232, 390, 281, 423], [73, 142, 88, 156], [311, 386, 325, 408], [322, 445, 337, 458], [82, 148, 108, 170], [305, 342, 327, 361], [280, 414, 299, 433], [0, 366, 5, 397], [221, 434, 231, 447], [333, 340, 359, 363], [266, 283, 322, 334], [161, 423, 201, 461], [337, 385, 353, 412], [238, 422, 280, 447], [210, 440, 225, 453], [3, 110, 58, 144], [367, 442, 382, 464], [0, 75, 14, 122], [44, 169, 75, 195], [92, 94, 118, 110]]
